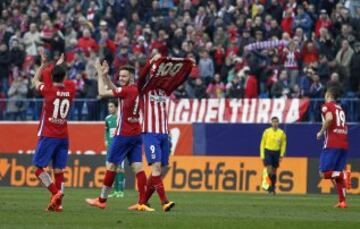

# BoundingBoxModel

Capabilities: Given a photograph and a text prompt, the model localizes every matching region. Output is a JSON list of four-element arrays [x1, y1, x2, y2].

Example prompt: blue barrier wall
[[193, 124, 360, 158]]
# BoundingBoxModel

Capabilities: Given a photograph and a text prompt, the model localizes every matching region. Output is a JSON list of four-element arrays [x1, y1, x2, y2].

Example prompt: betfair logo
[[0, 157, 107, 188], [0, 158, 10, 180]]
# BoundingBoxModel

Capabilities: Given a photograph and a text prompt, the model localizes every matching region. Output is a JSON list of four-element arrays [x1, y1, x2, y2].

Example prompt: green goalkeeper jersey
[[105, 114, 117, 150]]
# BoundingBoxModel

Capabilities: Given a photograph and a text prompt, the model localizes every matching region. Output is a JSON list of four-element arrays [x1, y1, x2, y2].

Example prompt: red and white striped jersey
[[141, 88, 169, 134], [281, 49, 300, 70]]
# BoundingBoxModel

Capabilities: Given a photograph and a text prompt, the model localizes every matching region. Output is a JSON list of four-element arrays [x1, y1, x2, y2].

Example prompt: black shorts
[[264, 149, 280, 168]]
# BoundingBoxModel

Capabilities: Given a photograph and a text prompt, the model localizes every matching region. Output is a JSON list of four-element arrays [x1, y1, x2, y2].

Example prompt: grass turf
[[0, 187, 359, 229]]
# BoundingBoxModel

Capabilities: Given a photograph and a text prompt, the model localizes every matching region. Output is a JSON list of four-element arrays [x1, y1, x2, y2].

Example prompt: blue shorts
[[32, 137, 69, 169], [143, 133, 170, 166], [264, 149, 280, 168], [107, 135, 142, 166], [319, 148, 348, 172]]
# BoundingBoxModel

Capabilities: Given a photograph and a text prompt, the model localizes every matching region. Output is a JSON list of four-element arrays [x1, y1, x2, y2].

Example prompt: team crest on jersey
[[321, 106, 327, 113]]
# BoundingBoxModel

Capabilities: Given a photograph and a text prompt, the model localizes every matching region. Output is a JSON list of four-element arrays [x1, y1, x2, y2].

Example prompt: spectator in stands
[[23, 23, 41, 56], [73, 73, 86, 121], [302, 41, 319, 67], [334, 39, 354, 79], [271, 70, 291, 98], [244, 70, 258, 99], [150, 30, 168, 56], [198, 50, 214, 85], [0, 43, 10, 93], [207, 74, 225, 98], [9, 39, 25, 68], [114, 21, 128, 46], [292, 5, 313, 36], [316, 27, 334, 61], [193, 78, 207, 99], [7, 75, 28, 120], [309, 73, 324, 98], [350, 6, 360, 39], [334, 24, 353, 51], [315, 9, 332, 38], [281, 8, 294, 35], [317, 54, 331, 85], [327, 72, 343, 92], [280, 40, 300, 89], [350, 42, 360, 92], [267, 19, 283, 39], [68, 52, 86, 80], [77, 29, 99, 54], [226, 76, 243, 98], [309, 73, 324, 121], [173, 84, 189, 99], [268, 0, 283, 24], [300, 67, 314, 97]]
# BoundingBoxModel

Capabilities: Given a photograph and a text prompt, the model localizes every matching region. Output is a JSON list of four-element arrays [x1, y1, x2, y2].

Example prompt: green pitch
[[0, 187, 359, 229]]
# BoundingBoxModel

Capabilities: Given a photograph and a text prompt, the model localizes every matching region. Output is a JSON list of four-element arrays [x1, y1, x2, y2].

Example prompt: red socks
[[136, 171, 147, 204], [144, 175, 155, 203], [99, 170, 116, 203], [323, 171, 346, 202], [103, 170, 116, 187], [335, 176, 346, 202], [54, 172, 64, 192], [150, 175, 168, 205], [35, 168, 58, 195]]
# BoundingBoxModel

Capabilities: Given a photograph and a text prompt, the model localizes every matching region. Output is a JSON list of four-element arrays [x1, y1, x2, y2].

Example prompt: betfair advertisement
[[157, 156, 307, 194], [1, 153, 359, 194], [0, 154, 306, 194], [0, 154, 134, 189]]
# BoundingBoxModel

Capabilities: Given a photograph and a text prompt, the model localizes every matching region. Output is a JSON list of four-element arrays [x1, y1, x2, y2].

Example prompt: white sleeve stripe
[[154, 91, 160, 133], [147, 92, 152, 132]]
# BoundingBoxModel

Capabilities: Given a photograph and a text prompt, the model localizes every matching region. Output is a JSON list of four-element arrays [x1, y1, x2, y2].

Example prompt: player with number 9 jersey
[[136, 54, 193, 212]]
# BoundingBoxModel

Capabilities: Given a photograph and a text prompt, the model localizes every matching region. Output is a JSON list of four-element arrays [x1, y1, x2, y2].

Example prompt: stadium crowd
[[0, 0, 360, 121]]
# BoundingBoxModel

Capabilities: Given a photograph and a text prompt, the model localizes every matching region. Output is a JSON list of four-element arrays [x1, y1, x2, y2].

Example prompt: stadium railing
[[0, 98, 359, 123]]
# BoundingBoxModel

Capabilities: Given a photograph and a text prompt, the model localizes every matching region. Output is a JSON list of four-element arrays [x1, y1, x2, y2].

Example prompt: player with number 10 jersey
[[32, 52, 76, 212]]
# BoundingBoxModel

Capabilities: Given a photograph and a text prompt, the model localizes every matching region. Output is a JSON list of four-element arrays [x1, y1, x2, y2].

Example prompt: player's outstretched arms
[[95, 59, 116, 97]]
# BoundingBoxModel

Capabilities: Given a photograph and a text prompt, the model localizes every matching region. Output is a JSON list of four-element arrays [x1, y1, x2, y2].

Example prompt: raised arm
[[137, 54, 162, 92], [32, 49, 47, 90], [95, 59, 115, 97]]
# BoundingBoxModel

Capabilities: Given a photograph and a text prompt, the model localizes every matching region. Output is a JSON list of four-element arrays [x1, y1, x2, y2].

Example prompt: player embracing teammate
[[316, 85, 351, 208]]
